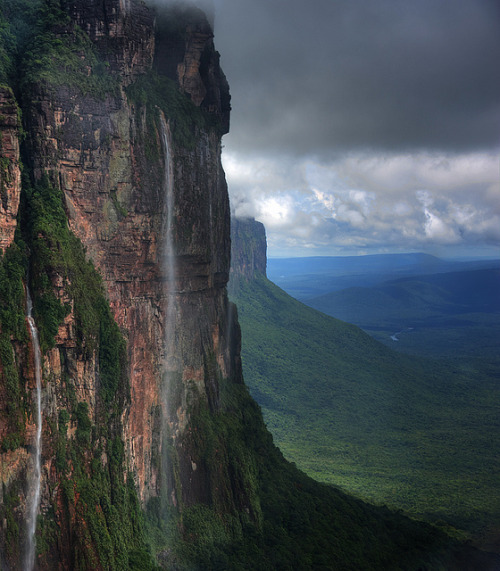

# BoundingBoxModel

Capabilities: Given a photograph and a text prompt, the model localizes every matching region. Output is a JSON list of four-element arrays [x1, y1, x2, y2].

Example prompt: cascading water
[[161, 116, 176, 325], [160, 114, 176, 501], [25, 287, 42, 571]]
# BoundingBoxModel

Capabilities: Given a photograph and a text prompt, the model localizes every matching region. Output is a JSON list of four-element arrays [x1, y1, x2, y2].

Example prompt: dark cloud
[[148, 0, 214, 8], [150, 0, 500, 256], [213, 0, 500, 154], [147, 0, 215, 23]]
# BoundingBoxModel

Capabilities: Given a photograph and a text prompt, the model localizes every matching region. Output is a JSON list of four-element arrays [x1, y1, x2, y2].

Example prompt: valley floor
[[231, 274, 500, 551]]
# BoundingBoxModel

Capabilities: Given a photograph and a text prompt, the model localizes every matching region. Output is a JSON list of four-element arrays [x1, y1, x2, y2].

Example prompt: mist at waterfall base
[[25, 288, 43, 571]]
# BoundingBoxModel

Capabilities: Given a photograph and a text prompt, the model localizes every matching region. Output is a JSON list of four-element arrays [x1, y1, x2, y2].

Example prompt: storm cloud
[[213, 0, 500, 155], [156, 0, 500, 256]]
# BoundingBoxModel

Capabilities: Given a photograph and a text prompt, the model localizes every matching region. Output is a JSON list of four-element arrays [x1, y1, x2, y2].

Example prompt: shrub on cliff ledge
[[0, 241, 27, 452], [2, 0, 119, 97], [24, 173, 127, 405], [18, 170, 155, 567]]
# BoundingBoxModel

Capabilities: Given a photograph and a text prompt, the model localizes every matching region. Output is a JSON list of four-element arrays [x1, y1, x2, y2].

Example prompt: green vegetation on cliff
[[0, 0, 118, 96], [126, 69, 224, 152], [150, 355, 454, 570], [0, 161, 156, 570], [21, 6, 119, 97], [230, 273, 500, 542], [24, 173, 127, 403], [20, 173, 156, 568], [0, 171, 157, 567], [0, 239, 27, 453]]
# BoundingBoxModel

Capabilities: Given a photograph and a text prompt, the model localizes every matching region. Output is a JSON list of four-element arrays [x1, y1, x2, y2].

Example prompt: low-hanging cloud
[[149, 0, 500, 257], [224, 151, 500, 256], [146, 0, 215, 22], [147, 0, 214, 8], [214, 0, 500, 155]]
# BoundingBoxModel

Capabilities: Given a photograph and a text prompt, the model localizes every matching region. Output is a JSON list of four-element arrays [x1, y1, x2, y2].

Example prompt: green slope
[[305, 268, 500, 358], [166, 376, 458, 570], [230, 274, 500, 540]]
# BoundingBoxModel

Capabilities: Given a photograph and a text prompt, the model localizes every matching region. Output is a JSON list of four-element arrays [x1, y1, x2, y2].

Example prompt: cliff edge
[[0, 2, 488, 569]]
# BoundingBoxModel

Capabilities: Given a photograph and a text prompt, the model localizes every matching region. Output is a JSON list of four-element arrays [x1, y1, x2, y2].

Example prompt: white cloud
[[311, 188, 336, 212], [257, 196, 295, 228], [416, 190, 434, 209], [423, 209, 460, 243], [223, 149, 500, 257]]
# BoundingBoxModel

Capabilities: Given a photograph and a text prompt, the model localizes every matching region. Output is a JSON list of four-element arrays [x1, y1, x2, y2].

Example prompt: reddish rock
[[0, 87, 21, 253], [65, 0, 155, 85], [0, 3, 241, 566], [20, 0, 234, 510]]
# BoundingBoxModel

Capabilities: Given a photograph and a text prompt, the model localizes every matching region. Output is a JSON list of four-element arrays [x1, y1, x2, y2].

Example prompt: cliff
[[0, 2, 485, 570], [229, 217, 267, 286], [0, 87, 21, 254], [0, 0, 241, 567]]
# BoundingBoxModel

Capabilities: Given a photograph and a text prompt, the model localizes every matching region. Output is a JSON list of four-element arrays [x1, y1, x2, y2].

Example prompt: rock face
[[23, 0, 232, 505], [65, 0, 155, 84], [229, 217, 267, 287], [154, 4, 230, 131], [0, 0, 243, 566], [0, 87, 21, 254]]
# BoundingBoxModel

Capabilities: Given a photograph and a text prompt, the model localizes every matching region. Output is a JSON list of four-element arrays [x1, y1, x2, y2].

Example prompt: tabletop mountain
[[0, 3, 496, 569]]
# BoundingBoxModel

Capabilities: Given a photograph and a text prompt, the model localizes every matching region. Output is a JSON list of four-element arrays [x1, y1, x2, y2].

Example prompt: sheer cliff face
[[65, 0, 155, 84], [0, 0, 238, 561], [230, 217, 268, 283], [24, 3, 161, 497], [24, 0, 232, 504], [0, 87, 21, 253]]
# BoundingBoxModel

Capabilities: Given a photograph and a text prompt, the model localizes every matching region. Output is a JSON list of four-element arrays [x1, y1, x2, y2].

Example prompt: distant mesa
[[229, 217, 267, 287]]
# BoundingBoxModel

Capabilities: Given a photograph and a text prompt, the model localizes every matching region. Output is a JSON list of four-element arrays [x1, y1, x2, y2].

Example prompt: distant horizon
[[267, 251, 500, 261], [231, 215, 500, 261]]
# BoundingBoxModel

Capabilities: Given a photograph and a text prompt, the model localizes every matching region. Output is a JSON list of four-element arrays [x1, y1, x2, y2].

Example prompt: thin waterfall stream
[[160, 115, 176, 501], [25, 287, 42, 571], [161, 116, 176, 324]]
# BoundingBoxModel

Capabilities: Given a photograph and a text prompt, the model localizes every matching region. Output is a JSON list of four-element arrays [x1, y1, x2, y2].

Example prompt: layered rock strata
[[229, 217, 267, 284], [0, 87, 21, 254], [0, 0, 242, 566], [19, 0, 232, 507]]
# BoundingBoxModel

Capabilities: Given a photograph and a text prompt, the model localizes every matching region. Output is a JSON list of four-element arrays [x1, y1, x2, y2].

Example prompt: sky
[[178, 0, 500, 258]]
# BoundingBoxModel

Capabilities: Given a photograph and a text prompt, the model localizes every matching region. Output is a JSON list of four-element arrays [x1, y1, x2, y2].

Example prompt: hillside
[[267, 254, 500, 300], [230, 220, 500, 548], [306, 268, 500, 358]]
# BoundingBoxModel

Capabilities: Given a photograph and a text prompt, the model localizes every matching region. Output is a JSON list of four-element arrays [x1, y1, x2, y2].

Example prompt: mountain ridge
[[268, 252, 500, 300]]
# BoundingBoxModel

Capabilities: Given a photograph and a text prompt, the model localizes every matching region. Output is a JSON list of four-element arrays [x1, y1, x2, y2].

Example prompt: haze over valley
[[268, 254, 500, 358], [0, 0, 498, 568], [230, 218, 500, 556]]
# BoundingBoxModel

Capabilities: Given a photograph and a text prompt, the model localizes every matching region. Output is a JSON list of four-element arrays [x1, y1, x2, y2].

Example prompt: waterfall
[[25, 288, 42, 571], [160, 115, 176, 502], [161, 116, 176, 316]]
